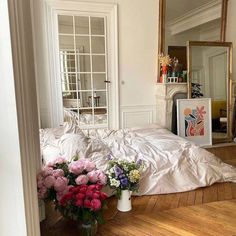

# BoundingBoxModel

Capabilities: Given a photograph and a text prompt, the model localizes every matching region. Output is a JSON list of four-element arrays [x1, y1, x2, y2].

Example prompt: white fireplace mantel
[[156, 83, 188, 130]]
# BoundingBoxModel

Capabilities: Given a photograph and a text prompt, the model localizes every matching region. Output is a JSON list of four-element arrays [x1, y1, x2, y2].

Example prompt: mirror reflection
[[162, 0, 223, 75], [188, 42, 232, 144], [58, 15, 108, 127]]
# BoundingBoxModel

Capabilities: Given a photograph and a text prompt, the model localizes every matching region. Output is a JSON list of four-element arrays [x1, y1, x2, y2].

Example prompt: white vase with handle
[[117, 190, 132, 212]]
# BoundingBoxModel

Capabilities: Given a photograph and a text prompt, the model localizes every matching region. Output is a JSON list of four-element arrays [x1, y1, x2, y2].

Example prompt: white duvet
[[40, 124, 236, 195]]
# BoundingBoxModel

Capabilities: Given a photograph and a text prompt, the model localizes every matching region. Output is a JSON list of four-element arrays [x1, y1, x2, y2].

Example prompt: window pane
[[79, 111, 93, 125], [58, 15, 73, 34], [78, 74, 92, 90], [59, 35, 74, 50], [93, 74, 106, 90], [92, 55, 105, 72], [60, 53, 76, 73], [78, 55, 91, 72], [75, 16, 89, 34], [94, 109, 107, 124], [91, 36, 105, 54], [94, 91, 107, 107], [61, 73, 76, 84], [91, 17, 104, 35], [79, 91, 92, 108], [75, 36, 90, 53]]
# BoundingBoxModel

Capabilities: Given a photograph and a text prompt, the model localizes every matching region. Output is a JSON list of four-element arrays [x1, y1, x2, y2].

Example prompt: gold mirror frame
[[187, 41, 233, 143], [158, 0, 229, 55]]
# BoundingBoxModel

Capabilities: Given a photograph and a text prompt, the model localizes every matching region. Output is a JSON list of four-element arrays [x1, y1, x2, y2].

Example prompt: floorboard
[[41, 146, 236, 235]]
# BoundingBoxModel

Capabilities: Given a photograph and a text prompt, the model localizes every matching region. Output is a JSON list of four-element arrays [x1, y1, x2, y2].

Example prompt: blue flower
[[114, 166, 123, 178], [120, 177, 129, 187]]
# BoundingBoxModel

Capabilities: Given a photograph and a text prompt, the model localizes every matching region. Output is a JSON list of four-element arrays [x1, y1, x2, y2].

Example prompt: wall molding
[[167, 0, 222, 35], [121, 105, 156, 128]]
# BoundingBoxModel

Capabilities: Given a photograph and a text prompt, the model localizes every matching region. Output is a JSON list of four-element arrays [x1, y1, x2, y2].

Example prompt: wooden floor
[[41, 146, 236, 236]]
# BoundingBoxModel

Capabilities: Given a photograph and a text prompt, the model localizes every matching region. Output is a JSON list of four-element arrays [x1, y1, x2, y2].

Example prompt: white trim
[[7, 0, 41, 235], [39, 0, 119, 128], [167, 0, 222, 35]]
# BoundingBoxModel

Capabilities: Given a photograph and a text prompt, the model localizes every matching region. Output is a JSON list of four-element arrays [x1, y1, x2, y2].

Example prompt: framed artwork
[[177, 98, 212, 146]]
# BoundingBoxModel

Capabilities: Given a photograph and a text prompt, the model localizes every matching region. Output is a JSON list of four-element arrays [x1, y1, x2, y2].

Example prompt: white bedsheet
[[40, 124, 236, 195]]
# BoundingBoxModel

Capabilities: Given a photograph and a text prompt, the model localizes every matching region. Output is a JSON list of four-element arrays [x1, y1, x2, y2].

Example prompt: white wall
[[33, 0, 158, 128], [0, 0, 40, 235], [0, 2, 27, 235]]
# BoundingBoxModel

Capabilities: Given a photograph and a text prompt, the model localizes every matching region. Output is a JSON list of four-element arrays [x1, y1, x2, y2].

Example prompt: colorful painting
[[184, 106, 206, 137], [177, 98, 212, 147]]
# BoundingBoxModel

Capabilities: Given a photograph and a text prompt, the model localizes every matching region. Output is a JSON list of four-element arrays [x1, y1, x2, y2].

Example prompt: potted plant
[[106, 158, 143, 212], [37, 157, 108, 236]]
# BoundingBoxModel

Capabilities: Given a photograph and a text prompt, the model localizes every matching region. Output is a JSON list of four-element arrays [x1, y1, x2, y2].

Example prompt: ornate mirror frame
[[158, 0, 229, 55], [187, 41, 233, 143]]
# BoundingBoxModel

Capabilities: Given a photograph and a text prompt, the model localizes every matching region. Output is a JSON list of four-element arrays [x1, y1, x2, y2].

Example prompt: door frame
[[34, 0, 119, 129]]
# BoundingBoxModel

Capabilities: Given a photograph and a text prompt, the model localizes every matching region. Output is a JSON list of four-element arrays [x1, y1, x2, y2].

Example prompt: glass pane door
[[58, 14, 108, 128]]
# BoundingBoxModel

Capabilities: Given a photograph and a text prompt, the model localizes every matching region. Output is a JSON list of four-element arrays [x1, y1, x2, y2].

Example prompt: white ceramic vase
[[117, 190, 132, 212]]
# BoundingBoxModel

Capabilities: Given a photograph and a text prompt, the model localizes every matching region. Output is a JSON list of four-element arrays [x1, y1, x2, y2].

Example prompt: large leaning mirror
[[187, 41, 232, 144], [158, 0, 229, 71]]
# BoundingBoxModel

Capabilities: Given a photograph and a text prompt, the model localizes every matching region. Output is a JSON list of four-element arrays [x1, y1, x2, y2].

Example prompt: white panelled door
[[43, 1, 119, 129]]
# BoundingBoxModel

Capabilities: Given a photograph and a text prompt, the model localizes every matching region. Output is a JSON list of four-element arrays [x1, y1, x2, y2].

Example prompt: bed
[[40, 123, 236, 195]]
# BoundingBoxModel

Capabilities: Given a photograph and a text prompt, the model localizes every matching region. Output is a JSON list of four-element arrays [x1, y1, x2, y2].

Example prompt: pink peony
[[76, 193, 85, 200], [52, 169, 64, 178], [87, 185, 97, 191], [43, 175, 56, 188], [53, 157, 66, 165], [91, 199, 101, 211], [84, 160, 96, 172], [84, 199, 92, 209], [75, 199, 83, 207], [93, 192, 100, 199], [100, 192, 108, 201], [37, 178, 44, 188], [54, 176, 68, 192], [38, 186, 47, 199], [68, 161, 84, 175], [75, 175, 89, 185], [97, 171, 107, 185], [41, 167, 54, 177], [87, 170, 99, 183], [85, 190, 93, 198]]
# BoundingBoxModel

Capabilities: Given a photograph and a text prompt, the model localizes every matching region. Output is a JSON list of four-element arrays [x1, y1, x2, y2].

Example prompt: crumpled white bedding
[[40, 123, 236, 195]]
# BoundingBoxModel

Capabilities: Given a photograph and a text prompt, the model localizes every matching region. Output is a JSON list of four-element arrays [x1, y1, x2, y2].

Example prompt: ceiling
[[166, 0, 217, 21]]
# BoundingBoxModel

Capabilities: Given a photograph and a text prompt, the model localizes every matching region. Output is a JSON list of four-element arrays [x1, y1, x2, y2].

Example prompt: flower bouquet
[[106, 159, 143, 212], [37, 157, 108, 235]]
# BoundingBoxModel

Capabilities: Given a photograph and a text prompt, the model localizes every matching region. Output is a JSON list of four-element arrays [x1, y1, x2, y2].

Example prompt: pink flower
[[91, 199, 101, 211], [84, 160, 96, 172], [75, 175, 89, 185], [41, 167, 53, 177], [87, 185, 97, 191], [37, 178, 44, 188], [100, 192, 108, 201], [85, 190, 93, 198], [38, 186, 47, 199], [87, 170, 98, 183], [52, 169, 64, 178], [76, 193, 85, 200], [54, 176, 68, 192], [84, 199, 92, 209], [93, 192, 100, 199], [54, 157, 66, 165], [68, 161, 84, 175], [97, 171, 107, 185], [75, 199, 83, 207], [43, 175, 56, 188]]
